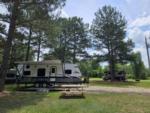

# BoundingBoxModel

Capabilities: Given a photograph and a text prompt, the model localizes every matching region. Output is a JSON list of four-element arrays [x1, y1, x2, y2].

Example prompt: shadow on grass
[[90, 80, 139, 87], [59, 95, 85, 99], [0, 92, 47, 113]]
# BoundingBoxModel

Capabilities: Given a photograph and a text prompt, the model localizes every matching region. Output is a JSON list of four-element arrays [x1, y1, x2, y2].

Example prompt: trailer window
[[74, 71, 79, 74], [6, 74, 15, 78], [37, 69, 45, 77], [65, 70, 72, 74], [23, 71, 31, 76], [26, 65, 30, 69]]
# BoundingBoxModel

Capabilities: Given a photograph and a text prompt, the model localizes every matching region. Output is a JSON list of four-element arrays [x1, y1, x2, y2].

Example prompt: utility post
[[145, 37, 150, 69]]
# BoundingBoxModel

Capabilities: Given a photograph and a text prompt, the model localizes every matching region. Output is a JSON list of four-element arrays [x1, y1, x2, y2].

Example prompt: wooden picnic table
[[60, 84, 87, 97]]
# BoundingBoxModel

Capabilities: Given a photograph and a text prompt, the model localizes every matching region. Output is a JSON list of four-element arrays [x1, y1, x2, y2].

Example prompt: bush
[[126, 74, 134, 79]]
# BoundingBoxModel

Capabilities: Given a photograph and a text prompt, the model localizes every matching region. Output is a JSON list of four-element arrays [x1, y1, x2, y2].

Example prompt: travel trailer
[[16, 60, 82, 85]]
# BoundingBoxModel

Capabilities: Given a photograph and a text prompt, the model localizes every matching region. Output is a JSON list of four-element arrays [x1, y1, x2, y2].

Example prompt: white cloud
[[127, 18, 150, 67], [127, 27, 150, 46], [129, 16, 150, 28]]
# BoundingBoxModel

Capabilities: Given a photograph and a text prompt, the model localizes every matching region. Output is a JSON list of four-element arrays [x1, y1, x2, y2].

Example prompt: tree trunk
[[25, 27, 32, 61], [0, 0, 19, 92], [10, 43, 16, 68], [37, 36, 41, 61], [110, 60, 116, 81], [62, 33, 67, 76], [73, 35, 77, 63], [73, 47, 76, 63], [109, 53, 116, 81]]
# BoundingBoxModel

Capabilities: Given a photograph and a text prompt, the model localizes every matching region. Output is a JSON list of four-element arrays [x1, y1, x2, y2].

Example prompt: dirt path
[[85, 86, 150, 94], [0, 91, 10, 97]]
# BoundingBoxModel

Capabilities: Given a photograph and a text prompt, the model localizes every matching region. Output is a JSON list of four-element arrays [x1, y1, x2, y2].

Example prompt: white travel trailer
[[16, 60, 82, 85]]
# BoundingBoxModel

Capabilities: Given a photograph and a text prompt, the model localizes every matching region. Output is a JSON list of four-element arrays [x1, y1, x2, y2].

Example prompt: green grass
[[0, 92, 150, 113], [90, 78, 150, 88], [5, 84, 18, 91]]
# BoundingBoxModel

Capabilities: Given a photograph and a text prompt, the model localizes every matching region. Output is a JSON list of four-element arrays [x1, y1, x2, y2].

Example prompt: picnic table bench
[[60, 84, 87, 97]]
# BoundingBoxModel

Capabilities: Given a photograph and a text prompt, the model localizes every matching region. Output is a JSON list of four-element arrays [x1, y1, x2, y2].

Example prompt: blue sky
[[62, 0, 150, 67], [63, 0, 128, 23]]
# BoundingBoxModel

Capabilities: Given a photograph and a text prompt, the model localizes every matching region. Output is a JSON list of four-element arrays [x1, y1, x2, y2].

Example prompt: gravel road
[[85, 86, 150, 94]]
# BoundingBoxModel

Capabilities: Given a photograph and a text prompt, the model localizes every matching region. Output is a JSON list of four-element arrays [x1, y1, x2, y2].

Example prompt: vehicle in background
[[103, 71, 126, 81]]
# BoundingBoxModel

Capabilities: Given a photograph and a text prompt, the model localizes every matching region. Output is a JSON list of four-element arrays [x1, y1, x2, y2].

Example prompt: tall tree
[[20, 4, 50, 61], [91, 6, 133, 81], [0, 0, 20, 91], [131, 52, 146, 81], [49, 18, 71, 63], [10, 31, 34, 67], [69, 17, 90, 63], [0, 0, 66, 91], [0, 23, 6, 63], [47, 17, 90, 63]]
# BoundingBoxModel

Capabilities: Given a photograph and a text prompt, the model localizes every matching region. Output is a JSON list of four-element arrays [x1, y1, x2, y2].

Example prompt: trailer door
[[51, 66, 57, 76]]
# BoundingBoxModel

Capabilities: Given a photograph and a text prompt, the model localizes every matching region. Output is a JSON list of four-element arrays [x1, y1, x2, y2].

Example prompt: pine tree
[[0, 0, 66, 91], [47, 17, 90, 63], [91, 6, 133, 81]]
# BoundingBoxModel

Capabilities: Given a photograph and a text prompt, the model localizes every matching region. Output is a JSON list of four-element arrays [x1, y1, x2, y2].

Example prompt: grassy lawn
[[90, 78, 150, 88], [2, 80, 150, 113], [0, 92, 150, 113]]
